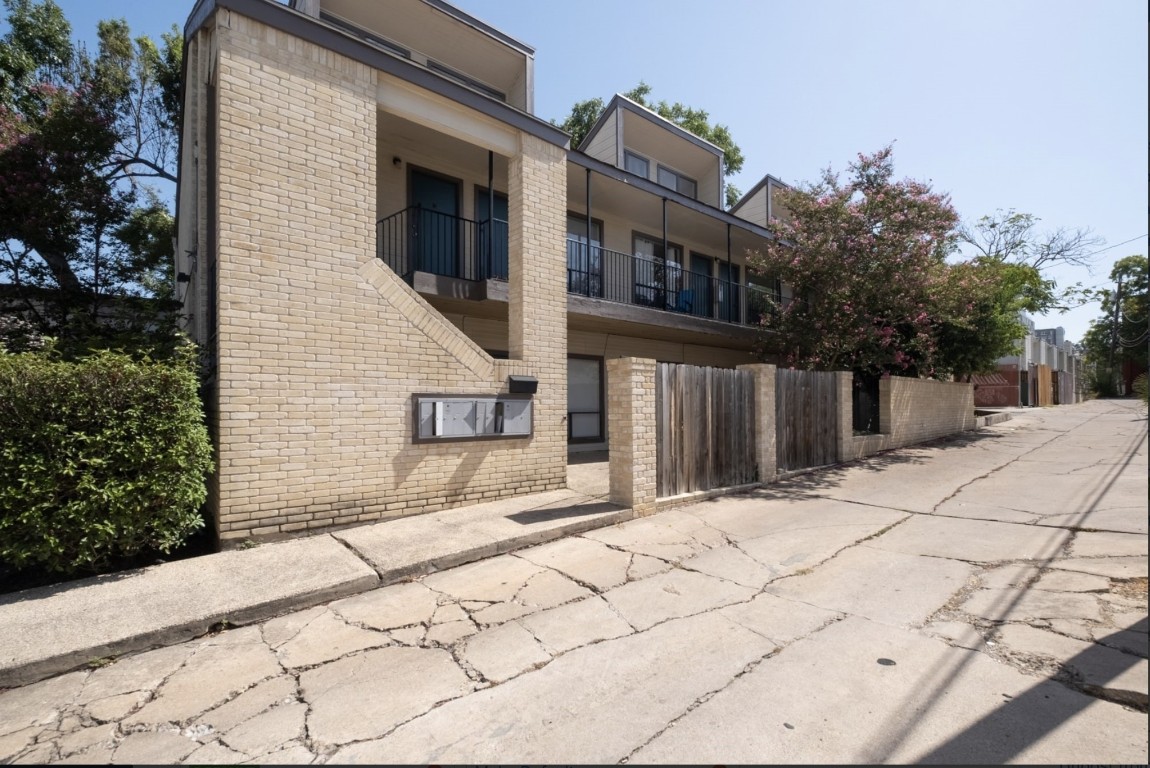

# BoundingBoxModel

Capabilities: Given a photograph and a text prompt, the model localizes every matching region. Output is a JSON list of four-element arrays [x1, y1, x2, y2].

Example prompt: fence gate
[[656, 363, 756, 497], [775, 369, 839, 472]]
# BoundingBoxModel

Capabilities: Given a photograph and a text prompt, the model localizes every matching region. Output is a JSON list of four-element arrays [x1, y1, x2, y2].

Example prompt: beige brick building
[[177, 0, 788, 542]]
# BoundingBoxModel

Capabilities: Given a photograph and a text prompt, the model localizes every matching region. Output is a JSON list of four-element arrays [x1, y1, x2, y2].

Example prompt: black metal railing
[[852, 371, 882, 433], [377, 206, 508, 282], [565, 238, 777, 327]]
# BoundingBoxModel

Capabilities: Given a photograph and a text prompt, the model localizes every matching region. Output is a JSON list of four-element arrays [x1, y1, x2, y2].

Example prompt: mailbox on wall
[[413, 394, 533, 442]]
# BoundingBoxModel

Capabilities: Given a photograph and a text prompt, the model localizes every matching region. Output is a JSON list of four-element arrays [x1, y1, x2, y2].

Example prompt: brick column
[[508, 133, 568, 490], [836, 371, 853, 463], [738, 364, 777, 482], [607, 357, 657, 516]]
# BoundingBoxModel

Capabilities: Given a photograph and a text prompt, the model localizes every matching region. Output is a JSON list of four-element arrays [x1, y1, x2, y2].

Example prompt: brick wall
[[839, 373, 976, 461], [973, 365, 1020, 408], [198, 12, 566, 542]]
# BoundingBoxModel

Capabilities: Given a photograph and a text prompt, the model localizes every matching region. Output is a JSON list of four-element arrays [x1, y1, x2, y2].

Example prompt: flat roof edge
[[187, 0, 568, 147], [568, 151, 775, 242]]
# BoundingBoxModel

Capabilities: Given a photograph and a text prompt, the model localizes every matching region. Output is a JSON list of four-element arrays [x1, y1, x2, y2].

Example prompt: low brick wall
[[839, 374, 976, 462]]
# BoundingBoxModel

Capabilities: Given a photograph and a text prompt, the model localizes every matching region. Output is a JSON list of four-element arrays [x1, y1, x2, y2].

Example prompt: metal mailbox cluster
[[414, 394, 532, 442]]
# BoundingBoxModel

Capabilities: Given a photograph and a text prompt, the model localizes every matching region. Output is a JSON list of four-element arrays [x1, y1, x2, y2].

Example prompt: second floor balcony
[[378, 205, 509, 282], [376, 204, 774, 330], [565, 240, 774, 328]]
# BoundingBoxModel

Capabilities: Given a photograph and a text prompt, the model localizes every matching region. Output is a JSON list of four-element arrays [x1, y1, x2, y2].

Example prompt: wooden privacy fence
[[655, 363, 756, 497], [776, 369, 838, 471]]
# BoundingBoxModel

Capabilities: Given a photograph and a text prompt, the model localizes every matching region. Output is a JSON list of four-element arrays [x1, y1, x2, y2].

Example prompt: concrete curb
[[0, 492, 632, 689], [0, 536, 379, 689]]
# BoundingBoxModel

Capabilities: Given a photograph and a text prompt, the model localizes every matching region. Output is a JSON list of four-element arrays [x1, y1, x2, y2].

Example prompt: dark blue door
[[718, 262, 740, 322], [411, 171, 459, 277], [689, 253, 713, 318]]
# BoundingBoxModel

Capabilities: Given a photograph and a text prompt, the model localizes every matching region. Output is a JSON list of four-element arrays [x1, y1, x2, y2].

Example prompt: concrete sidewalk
[[0, 487, 629, 688]]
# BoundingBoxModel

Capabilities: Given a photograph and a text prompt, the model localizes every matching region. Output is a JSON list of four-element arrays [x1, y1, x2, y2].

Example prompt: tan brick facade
[[184, 12, 567, 542]]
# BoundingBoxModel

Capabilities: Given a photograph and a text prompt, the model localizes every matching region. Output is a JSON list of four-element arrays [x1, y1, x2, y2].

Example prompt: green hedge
[[0, 347, 213, 575]]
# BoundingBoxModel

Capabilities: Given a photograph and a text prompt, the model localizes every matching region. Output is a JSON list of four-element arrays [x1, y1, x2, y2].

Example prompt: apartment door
[[475, 189, 508, 279], [411, 170, 459, 277], [717, 262, 741, 322], [688, 253, 713, 318]]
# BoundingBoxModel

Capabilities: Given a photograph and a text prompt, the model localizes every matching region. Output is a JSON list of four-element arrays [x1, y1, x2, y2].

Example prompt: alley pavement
[[1, 399, 1146, 764]]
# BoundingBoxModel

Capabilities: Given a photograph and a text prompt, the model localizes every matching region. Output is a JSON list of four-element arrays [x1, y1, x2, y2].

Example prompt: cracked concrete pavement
[[1, 399, 1146, 764]]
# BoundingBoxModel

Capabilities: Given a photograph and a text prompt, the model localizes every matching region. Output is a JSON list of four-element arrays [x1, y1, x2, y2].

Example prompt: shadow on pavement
[[863, 423, 1148, 762], [506, 501, 621, 525], [745, 428, 1012, 501], [912, 620, 1148, 764]]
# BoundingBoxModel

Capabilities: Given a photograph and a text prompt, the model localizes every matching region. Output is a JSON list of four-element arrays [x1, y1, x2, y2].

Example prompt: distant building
[[1034, 327, 1065, 347], [973, 317, 1083, 408]]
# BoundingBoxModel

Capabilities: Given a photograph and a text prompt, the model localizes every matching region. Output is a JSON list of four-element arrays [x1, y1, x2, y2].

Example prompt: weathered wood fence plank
[[655, 363, 756, 497], [775, 369, 839, 472]]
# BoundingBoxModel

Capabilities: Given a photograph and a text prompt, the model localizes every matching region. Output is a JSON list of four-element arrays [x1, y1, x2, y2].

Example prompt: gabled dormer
[[578, 95, 725, 208], [730, 174, 792, 228], [290, 0, 535, 112]]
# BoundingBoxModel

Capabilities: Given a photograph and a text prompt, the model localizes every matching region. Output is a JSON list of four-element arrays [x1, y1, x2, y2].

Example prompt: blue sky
[[44, 0, 1150, 343]]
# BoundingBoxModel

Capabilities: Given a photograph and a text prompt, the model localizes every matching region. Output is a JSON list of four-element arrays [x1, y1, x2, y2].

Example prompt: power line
[[1082, 234, 1148, 259]]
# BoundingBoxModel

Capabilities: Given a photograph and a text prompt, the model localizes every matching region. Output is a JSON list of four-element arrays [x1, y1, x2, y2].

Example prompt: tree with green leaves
[[556, 81, 746, 208], [931, 258, 1047, 380], [958, 208, 1102, 311], [748, 146, 961, 377], [1081, 255, 1148, 394], [0, 0, 182, 354]]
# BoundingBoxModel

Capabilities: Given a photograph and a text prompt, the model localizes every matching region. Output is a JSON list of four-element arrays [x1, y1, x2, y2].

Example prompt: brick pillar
[[879, 376, 892, 434], [607, 357, 657, 516], [836, 371, 853, 463], [508, 133, 568, 490], [738, 364, 777, 482]]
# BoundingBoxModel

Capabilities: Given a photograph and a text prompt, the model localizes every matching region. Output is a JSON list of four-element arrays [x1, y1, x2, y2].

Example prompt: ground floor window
[[568, 355, 603, 442]]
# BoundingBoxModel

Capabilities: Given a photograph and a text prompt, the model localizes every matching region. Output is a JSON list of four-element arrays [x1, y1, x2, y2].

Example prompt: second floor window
[[657, 165, 697, 199], [624, 150, 649, 178]]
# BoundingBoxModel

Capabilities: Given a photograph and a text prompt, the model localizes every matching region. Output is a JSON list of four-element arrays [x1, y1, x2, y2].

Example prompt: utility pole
[[1107, 275, 1123, 393]]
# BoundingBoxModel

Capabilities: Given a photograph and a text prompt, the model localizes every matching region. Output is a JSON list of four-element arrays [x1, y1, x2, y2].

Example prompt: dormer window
[[624, 150, 649, 178], [657, 165, 697, 199]]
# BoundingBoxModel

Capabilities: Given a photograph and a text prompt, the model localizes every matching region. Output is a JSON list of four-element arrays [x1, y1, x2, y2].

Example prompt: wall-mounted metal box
[[413, 393, 533, 443]]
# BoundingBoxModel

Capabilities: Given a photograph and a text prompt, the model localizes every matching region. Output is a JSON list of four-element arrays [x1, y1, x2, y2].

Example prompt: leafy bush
[[0, 345, 212, 575], [1134, 373, 1149, 407], [1086, 367, 1119, 398]]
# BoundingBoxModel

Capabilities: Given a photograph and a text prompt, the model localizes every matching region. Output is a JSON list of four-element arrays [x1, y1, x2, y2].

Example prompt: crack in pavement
[[620, 613, 849, 762]]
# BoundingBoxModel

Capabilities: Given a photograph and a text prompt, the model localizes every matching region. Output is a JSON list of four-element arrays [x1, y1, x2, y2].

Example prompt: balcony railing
[[566, 239, 776, 327], [377, 206, 508, 281], [375, 215, 776, 329]]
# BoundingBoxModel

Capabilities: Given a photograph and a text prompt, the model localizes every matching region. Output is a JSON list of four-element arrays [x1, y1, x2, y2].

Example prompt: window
[[633, 233, 682, 309], [657, 165, 698, 199], [624, 150, 649, 178], [566, 215, 603, 297], [567, 356, 603, 442]]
